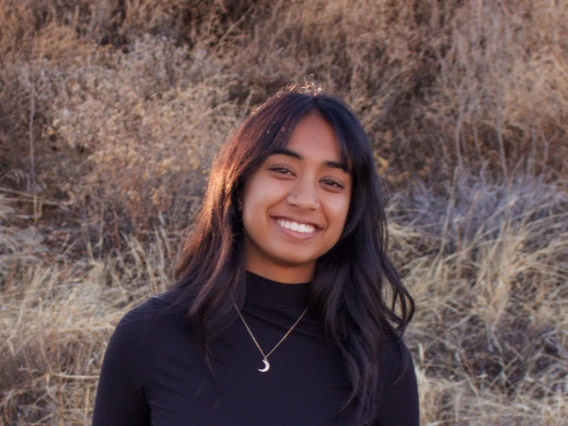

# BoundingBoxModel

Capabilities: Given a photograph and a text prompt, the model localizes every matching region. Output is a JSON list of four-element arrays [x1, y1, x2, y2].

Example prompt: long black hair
[[170, 85, 415, 425]]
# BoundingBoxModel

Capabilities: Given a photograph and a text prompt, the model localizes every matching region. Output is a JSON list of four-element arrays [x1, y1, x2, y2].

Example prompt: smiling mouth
[[275, 218, 317, 234]]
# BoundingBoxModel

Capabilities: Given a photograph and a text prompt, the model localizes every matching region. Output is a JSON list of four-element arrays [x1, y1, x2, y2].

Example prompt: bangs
[[334, 132, 353, 174], [315, 109, 365, 178], [263, 110, 354, 176]]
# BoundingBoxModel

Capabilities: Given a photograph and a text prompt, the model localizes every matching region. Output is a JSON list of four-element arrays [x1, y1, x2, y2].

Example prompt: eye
[[269, 166, 293, 175], [321, 178, 344, 189]]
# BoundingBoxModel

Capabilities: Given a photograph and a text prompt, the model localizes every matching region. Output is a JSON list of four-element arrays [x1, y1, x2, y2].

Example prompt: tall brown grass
[[1, 0, 567, 424]]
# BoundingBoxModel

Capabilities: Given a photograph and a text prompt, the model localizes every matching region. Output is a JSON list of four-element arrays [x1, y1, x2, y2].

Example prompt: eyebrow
[[269, 148, 351, 173]]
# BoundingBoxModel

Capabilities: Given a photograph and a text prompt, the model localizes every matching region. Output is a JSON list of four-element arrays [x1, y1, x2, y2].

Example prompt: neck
[[245, 271, 311, 308], [244, 263, 314, 284]]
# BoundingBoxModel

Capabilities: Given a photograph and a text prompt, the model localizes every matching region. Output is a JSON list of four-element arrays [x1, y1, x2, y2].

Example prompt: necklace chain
[[233, 301, 309, 361]]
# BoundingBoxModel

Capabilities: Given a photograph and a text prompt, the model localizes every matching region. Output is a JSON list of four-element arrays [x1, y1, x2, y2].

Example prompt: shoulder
[[375, 337, 420, 424], [378, 335, 415, 387], [114, 295, 168, 333], [379, 338, 420, 420], [109, 294, 187, 354], [94, 295, 184, 423]]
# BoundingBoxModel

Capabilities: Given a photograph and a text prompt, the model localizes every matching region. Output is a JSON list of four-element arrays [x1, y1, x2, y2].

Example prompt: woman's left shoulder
[[376, 336, 420, 424], [378, 335, 415, 386]]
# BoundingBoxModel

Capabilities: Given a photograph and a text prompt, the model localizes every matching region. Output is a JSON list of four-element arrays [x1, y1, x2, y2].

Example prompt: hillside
[[1, 1, 567, 424]]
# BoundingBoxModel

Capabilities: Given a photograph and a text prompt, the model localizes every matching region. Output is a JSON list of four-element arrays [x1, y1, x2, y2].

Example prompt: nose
[[286, 176, 320, 210]]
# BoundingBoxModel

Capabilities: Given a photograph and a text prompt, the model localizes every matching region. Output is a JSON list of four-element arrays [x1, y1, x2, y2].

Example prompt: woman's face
[[241, 113, 352, 283]]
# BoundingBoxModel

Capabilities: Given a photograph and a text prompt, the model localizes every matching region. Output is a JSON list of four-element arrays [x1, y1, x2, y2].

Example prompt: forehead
[[284, 113, 342, 159]]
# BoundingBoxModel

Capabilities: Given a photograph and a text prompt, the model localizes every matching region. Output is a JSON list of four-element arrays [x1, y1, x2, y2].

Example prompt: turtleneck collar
[[245, 271, 311, 309]]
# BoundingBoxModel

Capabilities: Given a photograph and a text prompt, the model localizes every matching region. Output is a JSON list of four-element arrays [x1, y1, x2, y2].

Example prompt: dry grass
[[389, 173, 568, 424], [1, 0, 567, 424], [0, 228, 173, 423]]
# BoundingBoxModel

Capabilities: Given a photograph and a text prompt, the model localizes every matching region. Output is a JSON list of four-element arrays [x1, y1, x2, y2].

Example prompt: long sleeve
[[92, 308, 151, 426], [376, 344, 420, 425]]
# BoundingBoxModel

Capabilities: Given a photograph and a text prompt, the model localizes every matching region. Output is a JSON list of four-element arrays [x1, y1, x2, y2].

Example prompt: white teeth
[[276, 219, 316, 234]]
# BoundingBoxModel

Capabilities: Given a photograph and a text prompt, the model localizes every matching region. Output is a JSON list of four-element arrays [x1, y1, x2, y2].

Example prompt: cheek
[[328, 195, 351, 228], [243, 185, 263, 213], [243, 174, 289, 210], [241, 178, 277, 225]]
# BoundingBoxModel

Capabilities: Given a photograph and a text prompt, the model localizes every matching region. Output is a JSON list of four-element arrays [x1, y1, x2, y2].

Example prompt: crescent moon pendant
[[258, 359, 270, 373]]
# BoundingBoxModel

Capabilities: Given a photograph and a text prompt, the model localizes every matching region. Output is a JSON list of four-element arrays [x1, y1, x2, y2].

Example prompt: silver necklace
[[233, 301, 309, 373]]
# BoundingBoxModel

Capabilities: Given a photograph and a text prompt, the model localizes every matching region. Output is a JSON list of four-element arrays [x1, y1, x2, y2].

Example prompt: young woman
[[93, 87, 419, 425]]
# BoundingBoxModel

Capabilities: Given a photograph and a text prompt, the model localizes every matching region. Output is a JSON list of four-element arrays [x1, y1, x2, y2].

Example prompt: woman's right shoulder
[[94, 294, 190, 423], [110, 293, 188, 348]]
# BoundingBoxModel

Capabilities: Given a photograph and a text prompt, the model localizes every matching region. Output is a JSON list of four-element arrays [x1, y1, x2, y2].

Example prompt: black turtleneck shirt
[[93, 273, 419, 425]]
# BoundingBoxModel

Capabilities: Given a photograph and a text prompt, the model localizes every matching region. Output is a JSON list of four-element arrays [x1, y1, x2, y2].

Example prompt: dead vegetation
[[1, 0, 567, 424]]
